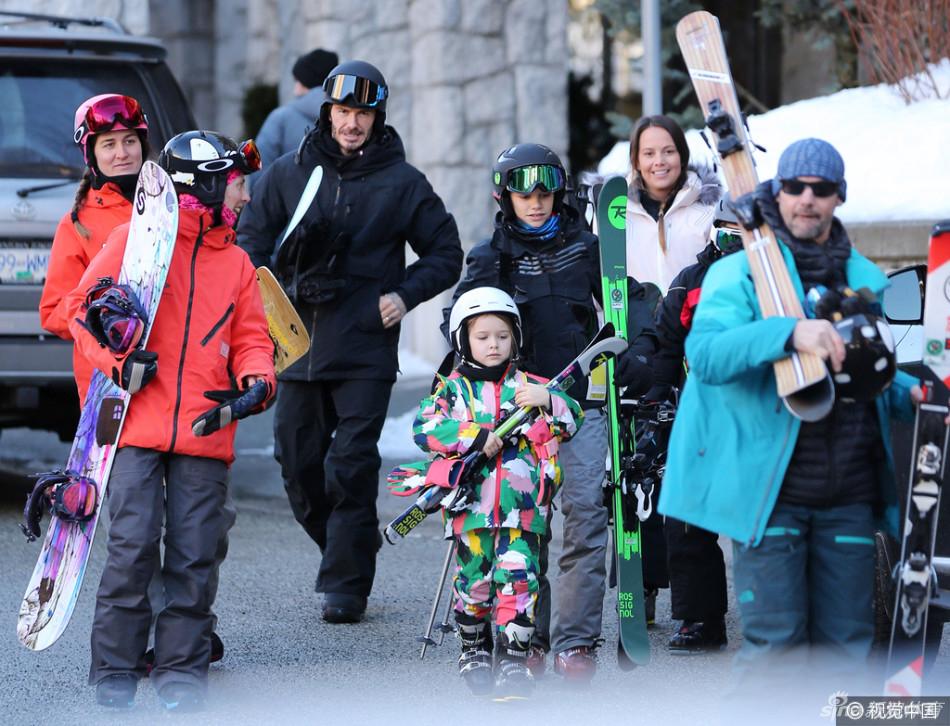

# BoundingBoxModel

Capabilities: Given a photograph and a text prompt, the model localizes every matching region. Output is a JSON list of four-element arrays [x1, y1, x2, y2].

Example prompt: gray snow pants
[[89, 447, 229, 691], [534, 408, 609, 653], [146, 487, 235, 634]]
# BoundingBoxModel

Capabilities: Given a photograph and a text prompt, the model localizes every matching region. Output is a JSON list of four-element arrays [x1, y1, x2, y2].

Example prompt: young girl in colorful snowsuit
[[445, 144, 657, 682], [65, 130, 275, 712], [414, 286, 584, 697]]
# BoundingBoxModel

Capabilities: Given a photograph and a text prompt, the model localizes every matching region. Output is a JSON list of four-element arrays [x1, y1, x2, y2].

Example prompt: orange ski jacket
[[40, 183, 133, 401], [66, 207, 277, 463]]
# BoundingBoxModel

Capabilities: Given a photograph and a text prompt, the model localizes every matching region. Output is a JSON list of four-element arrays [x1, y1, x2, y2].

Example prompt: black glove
[[192, 380, 270, 437], [113, 349, 158, 394], [615, 350, 654, 395]]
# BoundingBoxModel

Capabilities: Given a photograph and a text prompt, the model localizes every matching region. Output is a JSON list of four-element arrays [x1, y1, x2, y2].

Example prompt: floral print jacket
[[413, 365, 583, 536]]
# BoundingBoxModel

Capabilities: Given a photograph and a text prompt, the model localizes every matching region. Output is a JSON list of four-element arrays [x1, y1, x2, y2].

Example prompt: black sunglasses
[[780, 179, 839, 198]]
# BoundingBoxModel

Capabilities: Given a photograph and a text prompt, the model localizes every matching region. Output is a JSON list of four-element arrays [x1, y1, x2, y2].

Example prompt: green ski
[[597, 175, 650, 667]]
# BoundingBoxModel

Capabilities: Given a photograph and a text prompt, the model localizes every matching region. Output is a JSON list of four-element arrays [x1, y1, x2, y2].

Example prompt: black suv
[[0, 11, 196, 439]]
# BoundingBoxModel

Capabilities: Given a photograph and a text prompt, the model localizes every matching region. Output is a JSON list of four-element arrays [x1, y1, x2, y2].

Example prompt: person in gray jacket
[[249, 48, 338, 190]]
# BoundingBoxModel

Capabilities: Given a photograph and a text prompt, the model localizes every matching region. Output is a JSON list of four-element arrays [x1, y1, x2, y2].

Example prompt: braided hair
[[69, 169, 94, 240]]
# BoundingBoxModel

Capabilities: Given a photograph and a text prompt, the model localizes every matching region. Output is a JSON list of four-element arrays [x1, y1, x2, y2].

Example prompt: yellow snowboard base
[[255, 266, 311, 374]]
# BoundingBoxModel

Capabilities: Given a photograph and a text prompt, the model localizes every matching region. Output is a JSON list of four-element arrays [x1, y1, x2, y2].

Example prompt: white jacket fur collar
[[624, 165, 722, 294]]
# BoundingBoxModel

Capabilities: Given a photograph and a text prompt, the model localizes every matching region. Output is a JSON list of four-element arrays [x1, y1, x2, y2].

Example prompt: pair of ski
[[883, 221, 950, 697], [678, 10, 949, 696], [17, 162, 310, 651]]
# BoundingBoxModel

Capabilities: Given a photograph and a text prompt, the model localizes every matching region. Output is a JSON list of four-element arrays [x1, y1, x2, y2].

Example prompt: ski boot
[[95, 673, 137, 709], [526, 644, 547, 678], [457, 619, 494, 696], [668, 619, 727, 654], [494, 622, 535, 700], [554, 645, 597, 683], [158, 681, 205, 713]]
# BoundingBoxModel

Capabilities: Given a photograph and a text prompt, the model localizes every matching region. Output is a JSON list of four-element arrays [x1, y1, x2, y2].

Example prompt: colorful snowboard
[[884, 220, 950, 695], [256, 266, 311, 375], [17, 161, 178, 650], [596, 175, 650, 667]]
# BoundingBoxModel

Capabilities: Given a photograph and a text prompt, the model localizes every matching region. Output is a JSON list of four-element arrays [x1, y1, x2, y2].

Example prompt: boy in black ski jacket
[[444, 144, 657, 681], [648, 209, 743, 654]]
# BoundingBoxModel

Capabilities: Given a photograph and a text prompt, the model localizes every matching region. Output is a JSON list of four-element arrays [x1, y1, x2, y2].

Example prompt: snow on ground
[[598, 59, 950, 224], [397, 347, 437, 380], [378, 408, 419, 460]]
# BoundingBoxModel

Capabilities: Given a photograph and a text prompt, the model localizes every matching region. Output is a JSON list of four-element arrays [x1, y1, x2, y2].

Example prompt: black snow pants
[[665, 515, 727, 622], [274, 378, 391, 599]]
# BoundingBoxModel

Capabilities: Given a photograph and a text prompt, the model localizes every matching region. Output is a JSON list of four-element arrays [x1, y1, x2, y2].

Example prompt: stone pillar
[[211, 0, 248, 137], [150, 0, 216, 128]]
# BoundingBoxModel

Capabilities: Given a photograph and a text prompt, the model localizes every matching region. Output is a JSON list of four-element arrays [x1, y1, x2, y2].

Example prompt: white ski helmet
[[449, 287, 523, 363]]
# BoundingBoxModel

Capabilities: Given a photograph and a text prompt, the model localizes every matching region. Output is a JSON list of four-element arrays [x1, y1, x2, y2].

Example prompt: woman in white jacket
[[625, 115, 722, 295]]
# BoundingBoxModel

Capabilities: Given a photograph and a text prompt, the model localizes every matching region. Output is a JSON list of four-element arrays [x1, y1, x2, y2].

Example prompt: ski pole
[[436, 574, 456, 646], [419, 539, 456, 659]]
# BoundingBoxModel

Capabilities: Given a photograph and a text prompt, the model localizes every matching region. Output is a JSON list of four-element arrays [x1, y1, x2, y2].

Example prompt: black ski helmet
[[815, 287, 897, 402], [158, 130, 259, 212], [320, 60, 389, 133], [492, 144, 567, 221]]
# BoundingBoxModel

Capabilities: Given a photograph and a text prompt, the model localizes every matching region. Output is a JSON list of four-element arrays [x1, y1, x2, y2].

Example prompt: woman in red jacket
[[40, 94, 150, 404], [65, 131, 275, 713], [40, 94, 229, 675]]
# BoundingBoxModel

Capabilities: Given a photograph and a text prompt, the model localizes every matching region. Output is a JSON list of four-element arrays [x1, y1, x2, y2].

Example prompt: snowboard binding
[[21, 470, 99, 542]]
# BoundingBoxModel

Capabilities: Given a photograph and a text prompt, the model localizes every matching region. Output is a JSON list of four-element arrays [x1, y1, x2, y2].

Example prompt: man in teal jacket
[[659, 138, 918, 704]]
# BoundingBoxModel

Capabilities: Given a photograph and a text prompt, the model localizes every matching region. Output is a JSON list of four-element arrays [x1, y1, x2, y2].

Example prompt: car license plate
[[0, 244, 49, 284]]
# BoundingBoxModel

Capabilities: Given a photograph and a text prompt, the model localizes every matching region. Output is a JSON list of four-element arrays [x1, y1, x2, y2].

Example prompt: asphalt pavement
[[0, 378, 947, 725]]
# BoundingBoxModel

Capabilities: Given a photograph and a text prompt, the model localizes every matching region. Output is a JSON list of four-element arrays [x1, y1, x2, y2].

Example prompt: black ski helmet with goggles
[[711, 198, 744, 255], [158, 130, 261, 213], [320, 60, 389, 134], [492, 144, 567, 221]]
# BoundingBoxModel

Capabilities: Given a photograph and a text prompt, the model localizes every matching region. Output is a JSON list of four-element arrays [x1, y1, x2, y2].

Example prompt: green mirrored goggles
[[715, 228, 744, 253], [506, 164, 565, 195]]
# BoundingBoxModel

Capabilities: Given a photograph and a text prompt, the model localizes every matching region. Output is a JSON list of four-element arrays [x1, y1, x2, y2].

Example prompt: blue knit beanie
[[771, 138, 846, 202]]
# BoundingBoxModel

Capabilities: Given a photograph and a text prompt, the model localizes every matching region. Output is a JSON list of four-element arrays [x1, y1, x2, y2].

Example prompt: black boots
[[668, 619, 727, 654]]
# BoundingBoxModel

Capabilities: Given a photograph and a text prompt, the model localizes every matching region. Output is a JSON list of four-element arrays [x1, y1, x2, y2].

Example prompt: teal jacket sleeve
[[684, 256, 798, 385], [886, 369, 919, 423]]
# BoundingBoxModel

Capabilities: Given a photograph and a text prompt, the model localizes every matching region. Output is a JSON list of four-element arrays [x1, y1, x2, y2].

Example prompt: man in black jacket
[[238, 60, 463, 623]]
